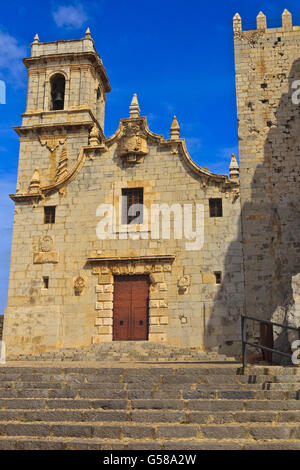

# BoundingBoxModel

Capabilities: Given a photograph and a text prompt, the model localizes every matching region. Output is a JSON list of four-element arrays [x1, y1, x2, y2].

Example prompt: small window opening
[[209, 198, 223, 217], [122, 188, 144, 224], [42, 276, 49, 289], [44, 206, 56, 224], [214, 272, 222, 285]]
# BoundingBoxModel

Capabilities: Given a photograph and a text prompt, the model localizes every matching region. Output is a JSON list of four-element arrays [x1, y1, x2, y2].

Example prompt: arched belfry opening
[[50, 74, 65, 110], [96, 85, 101, 101]]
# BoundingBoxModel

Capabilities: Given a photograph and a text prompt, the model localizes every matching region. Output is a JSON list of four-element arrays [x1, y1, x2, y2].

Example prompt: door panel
[[113, 275, 149, 341]]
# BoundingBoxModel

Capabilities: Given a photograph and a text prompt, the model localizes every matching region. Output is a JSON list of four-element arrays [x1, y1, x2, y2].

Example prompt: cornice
[[87, 254, 176, 263], [106, 116, 239, 187]]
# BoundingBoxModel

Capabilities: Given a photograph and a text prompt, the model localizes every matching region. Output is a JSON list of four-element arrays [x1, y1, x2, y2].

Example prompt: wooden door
[[113, 275, 149, 341]]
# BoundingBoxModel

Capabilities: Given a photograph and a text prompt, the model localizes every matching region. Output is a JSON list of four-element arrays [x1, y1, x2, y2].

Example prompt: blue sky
[[0, 0, 299, 313]]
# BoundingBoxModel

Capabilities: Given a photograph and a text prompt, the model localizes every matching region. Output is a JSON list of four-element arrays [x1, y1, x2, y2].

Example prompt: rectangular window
[[122, 188, 143, 224], [209, 198, 223, 218], [214, 272, 222, 285], [42, 276, 49, 289], [44, 206, 56, 224]]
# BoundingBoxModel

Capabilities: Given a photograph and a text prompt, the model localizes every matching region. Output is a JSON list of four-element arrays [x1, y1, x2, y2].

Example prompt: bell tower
[[13, 29, 111, 192], [4, 30, 111, 355], [23, 28, 111, 132]]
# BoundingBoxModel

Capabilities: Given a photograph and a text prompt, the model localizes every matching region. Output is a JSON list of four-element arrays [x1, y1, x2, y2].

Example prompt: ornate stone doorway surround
[[88, 255, 175, 344]]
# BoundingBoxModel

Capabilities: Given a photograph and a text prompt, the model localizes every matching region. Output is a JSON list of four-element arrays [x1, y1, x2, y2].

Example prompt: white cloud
[[53, 4, 88, 29], [0, 28, 27, 86]]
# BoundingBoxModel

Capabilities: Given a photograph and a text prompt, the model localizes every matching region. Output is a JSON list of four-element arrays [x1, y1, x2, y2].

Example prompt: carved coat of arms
[[118, 119, 149, 163]]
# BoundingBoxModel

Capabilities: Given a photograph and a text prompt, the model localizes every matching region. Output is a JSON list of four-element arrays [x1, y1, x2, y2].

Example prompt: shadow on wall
[[206, 58, 300, 362]]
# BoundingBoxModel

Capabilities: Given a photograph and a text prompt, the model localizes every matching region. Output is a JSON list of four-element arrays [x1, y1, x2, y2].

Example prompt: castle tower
[[233, 10, 300, 341]]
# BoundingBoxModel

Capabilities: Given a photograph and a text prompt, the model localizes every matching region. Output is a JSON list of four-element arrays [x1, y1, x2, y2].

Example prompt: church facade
[[3, 29, 243, 356]]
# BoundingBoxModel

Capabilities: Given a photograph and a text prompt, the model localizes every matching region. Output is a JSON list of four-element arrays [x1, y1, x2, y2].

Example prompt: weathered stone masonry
[[233, 9, 300, 349], [3, 29, 244, 356]]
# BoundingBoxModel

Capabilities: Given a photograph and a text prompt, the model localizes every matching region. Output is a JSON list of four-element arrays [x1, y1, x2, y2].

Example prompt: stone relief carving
[[179, 314, 188, 324], [73, 276, 86, 296], [33, 251, 59, 264], [29, 167, 41, 193], [39, 235, 54, 252], [89, 124, 101, 147], [177, 275, 191, 294], [118, 119, 149, 164], [39, 136, 67, 185], [39, 136, 66, 153], [56, 145, 69, 182], [33, 235, 59, 264]]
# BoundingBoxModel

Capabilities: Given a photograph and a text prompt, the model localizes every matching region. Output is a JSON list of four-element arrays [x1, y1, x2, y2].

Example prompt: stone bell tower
[[25, 28, 110, 130], [14, 28, 111, 191]]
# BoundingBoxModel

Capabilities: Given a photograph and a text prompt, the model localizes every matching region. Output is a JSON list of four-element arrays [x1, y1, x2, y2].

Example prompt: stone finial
[[170, 116, 180, 140], [29, 167, 41, 193], [33, 33, 39, 43], [129, 93, 140, 118], [256, 11, 267, 31], [89, 123, 101, 146], [85, 27, 91, 38], [89, 124, 101, 146], [233, 13, 242, 33], [282, 9, 292, 31], [229, 153, 239, 181], [56, 145, 69, 182]]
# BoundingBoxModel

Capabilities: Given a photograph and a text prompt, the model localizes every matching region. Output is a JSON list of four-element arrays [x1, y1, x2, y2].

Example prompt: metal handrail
[[241, 315, 300, 369]]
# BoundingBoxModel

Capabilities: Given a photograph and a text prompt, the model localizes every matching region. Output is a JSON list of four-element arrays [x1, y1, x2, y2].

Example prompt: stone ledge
[[33, 252, 59, 264]]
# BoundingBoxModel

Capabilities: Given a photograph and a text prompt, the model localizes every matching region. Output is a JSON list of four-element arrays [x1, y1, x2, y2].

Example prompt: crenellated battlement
[[233, 9, 297, 34]]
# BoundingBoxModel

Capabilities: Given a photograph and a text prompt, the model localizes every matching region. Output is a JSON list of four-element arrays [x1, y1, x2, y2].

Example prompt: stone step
[[2, 365, 300, 377], [2, 374, 300, 389], [1, 380, 300, 393], [0, 436, 299, 450], [0, 396, 300, 411], [0, 421, 299, 440], [0, 409, 299, 424], [3, 373, 300, 383], [0, 385, 299, 399], [0, 361, 299, 449], [1, 379, 300, 389], [6, 341, 235, 363]]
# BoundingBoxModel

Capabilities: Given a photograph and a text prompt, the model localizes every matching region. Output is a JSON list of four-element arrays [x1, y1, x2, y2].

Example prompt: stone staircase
[[0, 363, 299, 449], [6, 341, 236, 363]]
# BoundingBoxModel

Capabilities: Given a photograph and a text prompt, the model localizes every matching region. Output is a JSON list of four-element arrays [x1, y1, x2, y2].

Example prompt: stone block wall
[[233, 10, 300, 347]]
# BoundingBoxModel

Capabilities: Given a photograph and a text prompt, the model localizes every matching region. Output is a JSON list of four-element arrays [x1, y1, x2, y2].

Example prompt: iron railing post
[[241, 315, 299, 365]]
